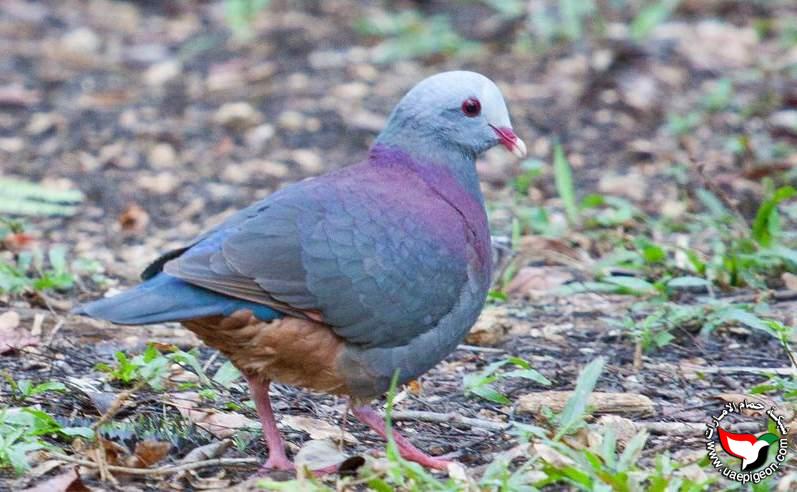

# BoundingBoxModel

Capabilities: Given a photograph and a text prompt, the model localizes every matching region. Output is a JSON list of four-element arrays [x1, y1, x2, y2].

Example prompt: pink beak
[[490, 125, 527, 158]]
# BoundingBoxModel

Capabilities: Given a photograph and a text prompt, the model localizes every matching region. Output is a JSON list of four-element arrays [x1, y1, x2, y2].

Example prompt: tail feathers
[[73, 273, 281, 325]]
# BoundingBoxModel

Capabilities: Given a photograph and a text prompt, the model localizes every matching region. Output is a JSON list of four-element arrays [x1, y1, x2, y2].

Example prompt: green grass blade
[[553, 143, 579, 226], [555, 356, 606, 439]]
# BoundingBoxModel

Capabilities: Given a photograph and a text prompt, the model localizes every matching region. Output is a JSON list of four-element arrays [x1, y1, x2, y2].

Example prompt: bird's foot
[[258, 455, 296, 475], [394, 445, 454, 470]]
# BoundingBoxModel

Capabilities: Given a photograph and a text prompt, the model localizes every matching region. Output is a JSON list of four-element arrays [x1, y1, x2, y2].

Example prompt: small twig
[[632, 340, 642, 372], [717, 289, 797, 304], [391, 410, 509, 432], [92, 380, 146, 430], [88, 380, 146, 482], [45, 319, 64, 346], [46, 452, 258, 475], [641, 421, 762, 436], [677, 364, 797, 376], [456, 344, 506, 354], [202, 350, 220, 372]]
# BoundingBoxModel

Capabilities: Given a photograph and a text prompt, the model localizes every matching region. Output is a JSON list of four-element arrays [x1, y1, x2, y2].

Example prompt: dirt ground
[[2, 0, 797, 490]]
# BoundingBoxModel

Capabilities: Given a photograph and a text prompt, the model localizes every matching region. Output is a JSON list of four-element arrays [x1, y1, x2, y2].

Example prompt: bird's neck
[[369, 137, 483, 204]]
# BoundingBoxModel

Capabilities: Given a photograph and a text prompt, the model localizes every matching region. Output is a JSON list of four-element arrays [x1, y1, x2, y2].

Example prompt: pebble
[[213, 102, 261, 130], [291, 149, 323, 173], [61, 27, 101, 54], [245, 124, 276, 150], [278, 110, 305, 131], [147, 143, 178, 169], [770, 110, 797, 132], [144, 60, 182, 86]]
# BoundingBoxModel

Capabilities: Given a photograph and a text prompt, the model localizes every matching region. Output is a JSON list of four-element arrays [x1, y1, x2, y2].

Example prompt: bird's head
[[376, 71, 527, 161]]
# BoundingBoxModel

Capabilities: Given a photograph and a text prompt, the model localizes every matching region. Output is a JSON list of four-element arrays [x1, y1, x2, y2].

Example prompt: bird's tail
[[72, 273, 280, 325]]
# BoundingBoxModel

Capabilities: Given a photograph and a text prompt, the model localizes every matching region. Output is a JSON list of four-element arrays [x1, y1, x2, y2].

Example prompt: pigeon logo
[[718, 429, 779, 471], [704, 399, 789, 485]]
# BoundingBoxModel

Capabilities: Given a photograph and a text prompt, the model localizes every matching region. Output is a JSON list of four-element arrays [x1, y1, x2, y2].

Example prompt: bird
[[73, 70, 527, 473]]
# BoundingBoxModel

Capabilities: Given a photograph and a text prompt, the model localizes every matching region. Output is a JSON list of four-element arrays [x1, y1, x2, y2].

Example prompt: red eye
[[461, 97, 481, 117]]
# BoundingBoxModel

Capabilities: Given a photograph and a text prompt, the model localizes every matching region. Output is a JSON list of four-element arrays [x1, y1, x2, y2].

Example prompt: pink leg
[[351, 405, 453, 470], [245, 374, 294, 472]]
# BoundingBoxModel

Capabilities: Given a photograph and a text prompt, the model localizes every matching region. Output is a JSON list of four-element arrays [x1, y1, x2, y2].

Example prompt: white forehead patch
[[478, 79, 511, 128]]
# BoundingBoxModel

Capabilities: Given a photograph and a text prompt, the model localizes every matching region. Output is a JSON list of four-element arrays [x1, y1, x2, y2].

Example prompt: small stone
[[278, 110, 305, 131], [213, 102, 261, 130], [144, 60, 182, 86], [598, 172, 647, 202], [770, 110, 797, 133], [61, 28, 101, 54], [139, 173, 179, 195], [291, 150, 323, 174], [245, 124, 275, 151], [0, 137, 24, 153], [26, 113, 60, 135], [332, 82, 369, 100], [147, 143, 178, 169]]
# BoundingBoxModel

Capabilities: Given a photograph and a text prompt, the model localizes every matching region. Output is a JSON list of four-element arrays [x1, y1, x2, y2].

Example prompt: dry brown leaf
[[171, 392, 258, 439], [783, 272, 797, 291], [3, 232, 37, 251], [186, 469, 230, 490], [118, 203, 150, 233], [406, 379, 423, 395], [518, 391, 655, 417], [98, 438, 130, 467], [127, 440, 170, 468], [518, 235, 593, 269], [598, 172, 648, 202], [179, 440, 232, 464], [505, 266, 574, 299], [0, 311, 39, 354], [21, 467, 87, 492], [465, 306, 511, 346], [533, 442, 575, 468], [596, 415, 639, 445], [282, 415, 358, 444]]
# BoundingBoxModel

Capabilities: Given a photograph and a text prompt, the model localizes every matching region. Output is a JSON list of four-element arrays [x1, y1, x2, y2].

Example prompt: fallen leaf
[[282, 415, 358, 444], [783, 272, 797, 291], [179, 440, 232, 464], [0, 311, 39, 354], [596, 415, 638, 445], [118, 203, 149, 233], [128, 440, 170, 468], [406, 379, 423, 396], [171, 392, 258, 439], [533, 442, 575, 468], [3, 232, 37, 251], [505, 266, 575, 298], [186, 469, 230, 490], [465, 306, 511, 346], [294, 439, 347, 471], [99, 438, 130, 466], [21, 467, 87, 492]]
